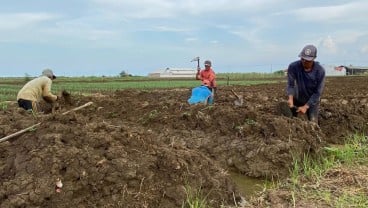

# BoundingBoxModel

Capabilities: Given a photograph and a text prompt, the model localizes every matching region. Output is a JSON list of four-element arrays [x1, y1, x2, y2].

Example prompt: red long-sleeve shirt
[[197, 68, 217, 88]]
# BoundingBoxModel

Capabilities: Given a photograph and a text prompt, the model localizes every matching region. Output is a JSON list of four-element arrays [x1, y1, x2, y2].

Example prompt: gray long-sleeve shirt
[[287, 60, 325, 107]]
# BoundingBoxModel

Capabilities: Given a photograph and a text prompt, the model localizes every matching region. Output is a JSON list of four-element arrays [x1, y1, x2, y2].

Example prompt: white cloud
[[318, 30, 368, 54], [0, 12, 58, 30], [288, 1, 368, 23], [229, 20, 270, 46], [321, 36, 337, 53], [91, 0, 287, 19], [185, 37, 198, 42], [1, 1, 368, 76], [361, 45, 368, 54], [151, 25, 189, 32], [92, 0, 176, 19]]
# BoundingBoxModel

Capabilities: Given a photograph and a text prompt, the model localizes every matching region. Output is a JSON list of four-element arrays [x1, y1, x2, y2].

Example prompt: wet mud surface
[[1, 76, 367, 207]]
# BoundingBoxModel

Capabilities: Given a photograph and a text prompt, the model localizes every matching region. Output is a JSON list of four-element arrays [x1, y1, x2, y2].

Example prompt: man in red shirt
[[196, 60, 217, 90]]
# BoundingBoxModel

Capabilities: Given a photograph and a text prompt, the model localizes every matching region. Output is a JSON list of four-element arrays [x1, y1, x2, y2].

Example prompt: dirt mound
[[1, 76, 368, 207]]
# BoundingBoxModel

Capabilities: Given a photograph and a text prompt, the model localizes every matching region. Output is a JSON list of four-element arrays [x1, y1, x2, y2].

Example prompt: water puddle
[[230, 172, 265, 199]]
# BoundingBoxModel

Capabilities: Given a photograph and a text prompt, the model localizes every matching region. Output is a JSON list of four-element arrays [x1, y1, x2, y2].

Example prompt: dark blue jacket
[[287, 60, 325, 107]]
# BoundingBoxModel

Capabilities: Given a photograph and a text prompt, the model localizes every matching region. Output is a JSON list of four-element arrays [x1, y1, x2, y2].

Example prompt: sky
[[1, 0, 368, 77]]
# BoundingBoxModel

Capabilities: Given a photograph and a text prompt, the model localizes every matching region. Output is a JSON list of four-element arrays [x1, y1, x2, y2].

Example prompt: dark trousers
[[292, 99, 319, 123], [18, 99, 33, 111]]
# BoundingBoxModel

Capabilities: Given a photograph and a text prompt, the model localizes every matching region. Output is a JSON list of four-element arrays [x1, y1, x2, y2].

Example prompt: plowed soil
[[1, 76, 367, 207]]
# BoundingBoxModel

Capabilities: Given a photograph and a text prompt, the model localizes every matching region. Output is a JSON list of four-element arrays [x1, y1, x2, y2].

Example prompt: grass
[[292, 133, 368, 180], [336, 193, 368, 207], [278, 133, 368, 207], [0, 84, 20, 101], [324, 133, 368, 165], [217, 72, 284, 80], [0, 102, 8, 111], [182, 185, 210, 208]]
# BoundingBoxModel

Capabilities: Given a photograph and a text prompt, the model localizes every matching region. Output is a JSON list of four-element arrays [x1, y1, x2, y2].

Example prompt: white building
[[148, 67, 197, 78], [323, 65, 346, 76]]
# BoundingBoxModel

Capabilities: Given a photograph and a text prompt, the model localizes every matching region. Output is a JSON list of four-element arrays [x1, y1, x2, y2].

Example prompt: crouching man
[[286, 45, 325, 123], [17, 69, 59, 113]]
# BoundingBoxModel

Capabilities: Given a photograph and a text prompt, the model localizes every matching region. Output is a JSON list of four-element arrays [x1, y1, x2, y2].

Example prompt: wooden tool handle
[[0, 102, 94, 143], [231, 90, 240, 98]]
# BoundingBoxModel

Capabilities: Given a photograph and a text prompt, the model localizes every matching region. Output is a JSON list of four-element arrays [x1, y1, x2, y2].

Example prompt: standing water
[[230, 172, 265, 199]]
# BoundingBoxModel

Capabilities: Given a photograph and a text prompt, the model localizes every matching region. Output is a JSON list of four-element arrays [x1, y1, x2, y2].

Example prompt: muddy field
[[1, 76, 367, 207]]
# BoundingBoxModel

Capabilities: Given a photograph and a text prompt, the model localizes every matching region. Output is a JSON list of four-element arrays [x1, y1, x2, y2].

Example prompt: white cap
[[42, 69, 56, 79]]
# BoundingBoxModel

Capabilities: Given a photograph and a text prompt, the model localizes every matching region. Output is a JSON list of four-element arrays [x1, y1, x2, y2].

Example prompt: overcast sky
[[1, 0, 367, 77]]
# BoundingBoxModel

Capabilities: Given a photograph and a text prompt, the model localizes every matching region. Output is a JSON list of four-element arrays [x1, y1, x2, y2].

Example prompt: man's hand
[[297, 105, 309, 114], [43, 96, 56, 103], [287, 96, 294, 108], [196, 70, 201, 80]]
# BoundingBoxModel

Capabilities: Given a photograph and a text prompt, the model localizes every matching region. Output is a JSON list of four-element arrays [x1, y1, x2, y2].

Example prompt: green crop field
[[0, 72, 284, 101]]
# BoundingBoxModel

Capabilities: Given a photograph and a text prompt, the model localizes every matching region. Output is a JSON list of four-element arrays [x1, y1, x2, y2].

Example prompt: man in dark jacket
[[286, 44, 326, 123]]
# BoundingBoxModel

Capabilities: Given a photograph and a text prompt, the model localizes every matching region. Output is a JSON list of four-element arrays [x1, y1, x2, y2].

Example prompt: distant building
[[343, 65, 368, 75], [148, 67, 197, 78], [323, 65, 346, 76]]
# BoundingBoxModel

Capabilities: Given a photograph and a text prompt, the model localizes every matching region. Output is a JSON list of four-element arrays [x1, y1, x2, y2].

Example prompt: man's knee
[[308, 105, 319, 123]]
